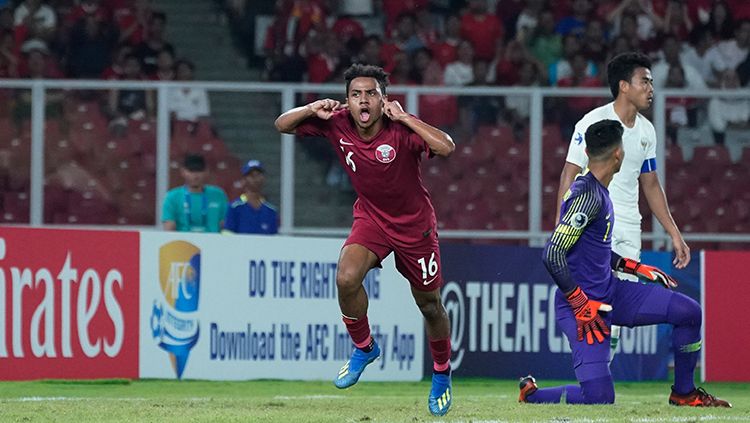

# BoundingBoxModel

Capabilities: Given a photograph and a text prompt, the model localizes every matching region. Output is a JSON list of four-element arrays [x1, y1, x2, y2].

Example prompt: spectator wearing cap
[[223, 159, 279, 235], [162, 154, 228, 233]]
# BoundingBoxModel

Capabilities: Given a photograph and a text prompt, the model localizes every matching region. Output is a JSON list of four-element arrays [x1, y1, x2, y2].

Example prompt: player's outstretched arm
[[640, 171, 690, 268], [274, 99, 347, 134], [383, 99, 455, 157], [611, 252, 679, 289]]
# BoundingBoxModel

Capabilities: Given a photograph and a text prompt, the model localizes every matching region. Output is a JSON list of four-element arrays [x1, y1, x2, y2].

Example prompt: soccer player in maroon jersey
[[275, 64, 455, 416]]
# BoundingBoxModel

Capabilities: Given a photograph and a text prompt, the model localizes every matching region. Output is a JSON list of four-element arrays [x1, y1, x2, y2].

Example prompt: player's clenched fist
[[307, 99, 347, 120], [384, 100, 408, 122]]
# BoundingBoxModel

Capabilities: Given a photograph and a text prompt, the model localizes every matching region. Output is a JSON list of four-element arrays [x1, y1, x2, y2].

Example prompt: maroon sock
[[343, 315, 372, 350], [429, 337, 451, 374]]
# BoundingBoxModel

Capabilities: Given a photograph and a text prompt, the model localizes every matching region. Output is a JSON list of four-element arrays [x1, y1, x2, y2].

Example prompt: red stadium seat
[[454, 201, 494, 230], [475, 124, 516, 149], [543, 144, 567, 184], [44, 183, 69, 223], [44, 139, 76, 169], [69, 123, 106, 157], [665, 143, 685, 169], [1, 192, 30, 223], [0, 118, 17, 149], [419, 95, 458, 128], [44, 119, 64, 142], [690, 145, 731, 183], [503, 204, 529, 230], [116, 190, 156, 225], [692, 145, 731, 166], [65, 189, 117, 225], [542, 124, 563, 145]]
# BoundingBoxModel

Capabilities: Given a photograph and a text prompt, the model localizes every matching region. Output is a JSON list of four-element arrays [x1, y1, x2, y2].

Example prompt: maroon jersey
[[296, 110, 437, 246]]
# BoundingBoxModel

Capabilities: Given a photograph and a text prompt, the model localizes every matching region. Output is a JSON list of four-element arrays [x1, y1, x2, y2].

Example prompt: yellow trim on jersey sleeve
[[550, 188, 600, 253]]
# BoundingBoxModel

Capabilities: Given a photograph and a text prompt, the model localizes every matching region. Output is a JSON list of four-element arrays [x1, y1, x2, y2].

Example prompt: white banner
[[139, 232, 424, 381]]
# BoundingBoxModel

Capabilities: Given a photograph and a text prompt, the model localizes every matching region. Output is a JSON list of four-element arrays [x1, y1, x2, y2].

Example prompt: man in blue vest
[[223, 159, 279, 234]]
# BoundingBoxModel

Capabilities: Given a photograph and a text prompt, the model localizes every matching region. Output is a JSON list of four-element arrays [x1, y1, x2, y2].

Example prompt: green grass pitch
[[0, 378, 747, 422]]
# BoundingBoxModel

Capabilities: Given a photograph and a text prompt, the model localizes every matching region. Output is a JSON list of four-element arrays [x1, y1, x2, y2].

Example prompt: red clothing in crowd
[[727, 0, 750, 20], [306, 53, 336, 83], [264, 0, 327, 56], [331, 16, 365, 44], [381, 0, 429, 33], [460, 12, 503, 61], [557, 75, 603, 113]]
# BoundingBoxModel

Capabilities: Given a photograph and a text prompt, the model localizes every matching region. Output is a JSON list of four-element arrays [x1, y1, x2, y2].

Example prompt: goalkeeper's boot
[[428, 373, 452, 416], [669, 386, 732, 408], [333, 341, 380, 389], [518, 375, 538, 403]]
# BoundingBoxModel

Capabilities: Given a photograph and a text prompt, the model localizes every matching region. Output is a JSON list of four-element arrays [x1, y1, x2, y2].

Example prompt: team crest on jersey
[[640, 138, 648, 149], [571, 212, 589, 229], [375, 144, 396, 163]]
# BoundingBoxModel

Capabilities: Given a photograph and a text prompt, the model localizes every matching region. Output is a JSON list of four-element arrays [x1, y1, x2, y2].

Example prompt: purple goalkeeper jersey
[[543, 171, 616, 302], [296, 110, 437, 246]]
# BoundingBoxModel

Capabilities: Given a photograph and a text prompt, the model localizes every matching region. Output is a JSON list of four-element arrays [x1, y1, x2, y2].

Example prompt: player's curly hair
[[585, 119, 623, 159], [606, 52, 652, 98], [344, 64, 389, 96]]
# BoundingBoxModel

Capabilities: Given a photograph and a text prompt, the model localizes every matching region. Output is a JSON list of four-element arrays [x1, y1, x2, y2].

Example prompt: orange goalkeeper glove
[[616, 257, 678, 289], [566, 287, 612, 345]]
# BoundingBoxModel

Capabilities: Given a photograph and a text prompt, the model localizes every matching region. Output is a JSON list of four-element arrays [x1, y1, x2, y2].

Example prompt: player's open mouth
[[360, 108, 370, 123]]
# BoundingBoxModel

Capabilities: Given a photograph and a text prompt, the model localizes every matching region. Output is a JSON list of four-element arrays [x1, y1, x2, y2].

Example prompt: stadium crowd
[[0, 0, 748, 246], [253, 0, 750, 141]]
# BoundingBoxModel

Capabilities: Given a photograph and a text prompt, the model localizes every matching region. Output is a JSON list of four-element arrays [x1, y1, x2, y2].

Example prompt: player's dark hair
[[606, 52, 652, 98], [344, 63, 389, 96], [585, 119, 623, 160]]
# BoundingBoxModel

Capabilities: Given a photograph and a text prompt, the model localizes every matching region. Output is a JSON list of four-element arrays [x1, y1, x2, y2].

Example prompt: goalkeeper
[[519, 120, 730, 407]]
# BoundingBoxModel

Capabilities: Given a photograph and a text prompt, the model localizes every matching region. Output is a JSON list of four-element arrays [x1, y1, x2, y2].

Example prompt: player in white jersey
[[555, 52, 690, 361]]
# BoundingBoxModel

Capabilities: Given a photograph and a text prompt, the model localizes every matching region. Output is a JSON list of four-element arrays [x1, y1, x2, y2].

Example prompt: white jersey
[[565, 102, 657, 230]]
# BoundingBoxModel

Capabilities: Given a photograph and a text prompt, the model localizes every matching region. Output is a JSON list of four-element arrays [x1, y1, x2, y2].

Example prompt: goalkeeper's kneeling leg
[[579, 376, 615, 404], [569, 361, 614, 404]]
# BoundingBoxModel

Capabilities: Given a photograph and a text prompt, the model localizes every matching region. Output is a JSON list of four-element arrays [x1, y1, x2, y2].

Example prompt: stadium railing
[[0, 79, 748, 250]]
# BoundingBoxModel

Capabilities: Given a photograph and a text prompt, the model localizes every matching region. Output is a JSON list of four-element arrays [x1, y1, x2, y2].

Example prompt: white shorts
[[612, 224, 641, 282]]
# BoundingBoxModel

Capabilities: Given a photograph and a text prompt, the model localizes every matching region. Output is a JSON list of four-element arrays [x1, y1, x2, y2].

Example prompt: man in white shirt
[[651, 35, 706, 89], [712, 19, 750, 74], [168, 59, 210, 122], [555, 52, 690, 362], [443, 40, 474, 86], [681, 27, 723, 87], [708, 69, 750, 143]]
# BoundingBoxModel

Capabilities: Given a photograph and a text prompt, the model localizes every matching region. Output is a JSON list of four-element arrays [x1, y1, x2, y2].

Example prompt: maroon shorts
[[344, 216, 443, 291]]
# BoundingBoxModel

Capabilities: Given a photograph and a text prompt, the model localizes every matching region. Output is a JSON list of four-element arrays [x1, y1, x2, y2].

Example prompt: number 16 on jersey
[[418, 252, 439, 286]]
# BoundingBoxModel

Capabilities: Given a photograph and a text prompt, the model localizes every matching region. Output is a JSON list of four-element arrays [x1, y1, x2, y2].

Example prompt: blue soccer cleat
[[334, 342, 380, 389], [428, 373, 452, 416]]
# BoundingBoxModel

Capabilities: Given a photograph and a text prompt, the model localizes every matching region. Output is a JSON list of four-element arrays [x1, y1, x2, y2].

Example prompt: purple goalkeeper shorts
[[555, 279, 676, 382]]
